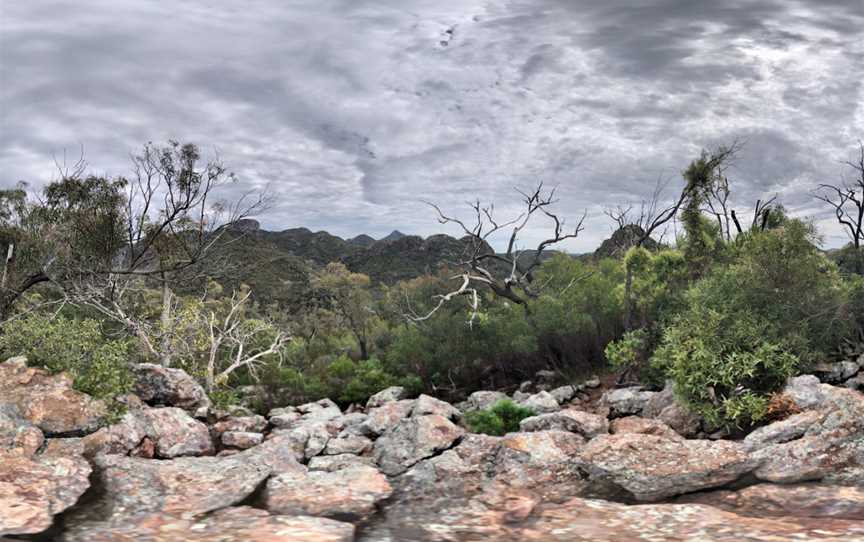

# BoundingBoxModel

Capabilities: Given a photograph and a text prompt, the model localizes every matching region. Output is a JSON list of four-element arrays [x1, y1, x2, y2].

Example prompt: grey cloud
[[1, 0, 862, 251]]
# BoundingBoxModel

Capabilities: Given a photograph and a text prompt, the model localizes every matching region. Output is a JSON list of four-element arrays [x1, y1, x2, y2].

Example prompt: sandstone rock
[[64, 505, 354, 541], [642, 381, 702, 437], [265, 465, 392, 521], [62, 441, 305, 538], [270, 411, 302, 428], [610, 416, 683, 441], [221, 431, 264, 449], [411, 394, 461, 421], [0, 357, 106, 436], [0, 449, 91, 536], [366, 386, 408, 408], [212, 414, 268, 435], [373, 414, 465, 475], [308, 453, 376, 472], [340, 412, 367, 427], [518, 390, 559, 414], [296, 398, 342, 423], [749, 382, 864, 484], [519, 409, 609, 438], [359, 399, 414, 436], [601, 387, 656, 417], [140, 407, 214, 458], [78, 409, 150, 457], [132, 363, 210, 411], [0, 403, 43, 456], [679, 482, 864, 520], [268, 406, 297, 418], [845, 373, 864, 391], [578, 433, 756, 501], [584, 377, 601, 388], [460, 390, 508, 412], [494, 430, 587, 497], [324, 435, 372, 455]]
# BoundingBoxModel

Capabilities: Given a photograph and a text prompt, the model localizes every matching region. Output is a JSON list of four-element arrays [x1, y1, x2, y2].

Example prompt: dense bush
[[0, 314, 133, 405], [464, 399, 535, 435], [651, 221, 852, 427]]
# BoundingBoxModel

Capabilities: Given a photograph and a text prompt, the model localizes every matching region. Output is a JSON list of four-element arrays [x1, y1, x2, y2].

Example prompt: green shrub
[[465, 399, 535, 436], [0, 314, 133, 410]]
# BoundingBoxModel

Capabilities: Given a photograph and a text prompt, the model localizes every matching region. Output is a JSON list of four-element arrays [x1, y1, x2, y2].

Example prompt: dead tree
[[408, 182, 584, 325], [815, 141, 864, 251], [604, 175, 690, 331]]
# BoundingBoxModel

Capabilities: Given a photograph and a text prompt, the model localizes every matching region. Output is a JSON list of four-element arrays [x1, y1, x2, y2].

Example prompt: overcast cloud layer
[[2, 0, 863, 251]]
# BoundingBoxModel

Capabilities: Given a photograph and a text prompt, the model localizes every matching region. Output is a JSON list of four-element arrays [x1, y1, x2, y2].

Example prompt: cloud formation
[[1, 0, 862, 250]]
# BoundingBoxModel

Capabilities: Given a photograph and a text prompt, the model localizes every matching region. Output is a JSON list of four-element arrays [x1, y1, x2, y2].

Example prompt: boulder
[[62, 439, 305, 538], [0, 449, 91, 536], [0, 357, 106, 436], [308, 453, 376, 472], [642, 381, 702, 437], [296, 398, 342, 423], [519, 409, 609, 438], [373, 414, 465, 475], [494, 431, 587, 497], [132, 363, 210, 411], [578, 433, 756, 501], [78, 409, 151, 457], [212, 414, 268, 435], [517, 390, 559, 414], [748, 380, 864, 484], [265, 465, 392, 521], [550, 385, 579, 404], [140, 407, 214, 458], [459, 390, 508, 412], [270, 411, 302, 428], [601, 387, 656, 418], [359, 399, 414, 436], [366, 386, 408, 408], [610, 416, 683, 441], [221, 431, 264, 449], [323, 435, 372, 455], [411, 394, 461, 421]]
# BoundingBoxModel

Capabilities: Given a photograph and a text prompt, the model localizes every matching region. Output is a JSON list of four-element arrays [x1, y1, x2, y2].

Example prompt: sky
[[1, 0, 862, 252]]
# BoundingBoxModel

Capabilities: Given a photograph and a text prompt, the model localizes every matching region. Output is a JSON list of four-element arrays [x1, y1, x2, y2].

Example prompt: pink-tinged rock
[[460, 390, 508, 412], [212, 414, 267, 435], [678, 482, 864, 520], [518, 391, 560, 414], [221, 431, 264, 449], [360, 399, 415, 436], [132, 362, 210, 411], [373, 414, 465, 475], [519, 409, 609, 438], [366, 386, 408, 408], [62, 441, 305, 539], [65, 506, 354, 542], [494, 430, 587, 498], [323, 435, 372, 455], [265, 465, 392, 521], [411, 394, 461, 421], [0, 449, 91, 536], [308, 453, 376, 472], [610, 416, 683, 441], [578, 433, 756, 501], [601, 387, 656, 417], [0, 357, 106, 436], [140, 407, 214, 458]]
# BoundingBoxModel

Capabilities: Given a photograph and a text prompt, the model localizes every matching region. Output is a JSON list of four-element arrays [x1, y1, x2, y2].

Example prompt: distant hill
[[381, 230, 407, 242], [593, 225, 660, 259]]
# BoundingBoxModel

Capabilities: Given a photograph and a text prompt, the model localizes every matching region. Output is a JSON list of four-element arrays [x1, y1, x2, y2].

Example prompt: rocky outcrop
[[133, 362, 211, 412], [578, 433, 756, 501], [601, 386, 656, 418], [366, 386, 407, 408], [519, 409, 609, 438], [0, 357, 106, 435], [265, 465, 392, 521], [373, 414, 464, 475], [0, 450, 91, 536], [747, 375, 864, 484], [140, 406, 214, 458]]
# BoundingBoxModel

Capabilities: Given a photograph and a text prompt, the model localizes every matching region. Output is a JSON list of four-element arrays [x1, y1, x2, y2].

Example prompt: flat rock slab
[[578, 433, 756, 501], [265, 465, 392, 521], [373, 414, 464, 475]]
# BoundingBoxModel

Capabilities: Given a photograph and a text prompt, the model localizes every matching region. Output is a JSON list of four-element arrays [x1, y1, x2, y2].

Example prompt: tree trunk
[[159, 273, 173, 367], [623, 264, 634, 332]]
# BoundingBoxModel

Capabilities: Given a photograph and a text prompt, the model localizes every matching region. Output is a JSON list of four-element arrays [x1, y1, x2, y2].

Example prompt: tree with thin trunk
[[311, 262, 377, 360], [410, 182, 585, 325]]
